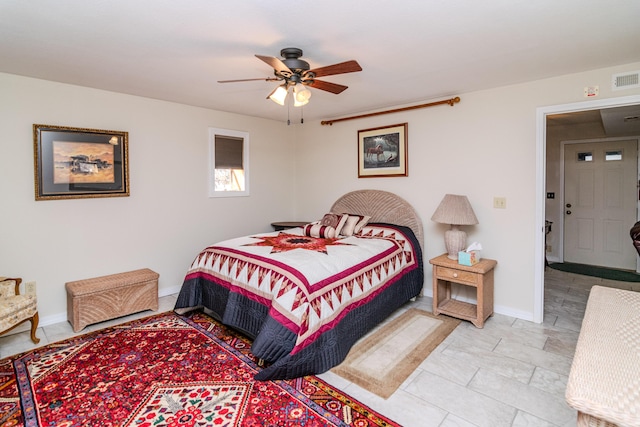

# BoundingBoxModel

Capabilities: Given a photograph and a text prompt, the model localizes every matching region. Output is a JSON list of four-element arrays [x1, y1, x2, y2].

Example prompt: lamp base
[[444, 226, 467, 260]]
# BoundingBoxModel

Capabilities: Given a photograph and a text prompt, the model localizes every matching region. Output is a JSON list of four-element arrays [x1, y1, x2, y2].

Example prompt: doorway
[[563, 139, 638, 270], [534, 95, 640, 323]]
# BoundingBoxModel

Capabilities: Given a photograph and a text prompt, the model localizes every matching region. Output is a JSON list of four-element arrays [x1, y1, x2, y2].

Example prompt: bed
[[174, 189, 424, 380]]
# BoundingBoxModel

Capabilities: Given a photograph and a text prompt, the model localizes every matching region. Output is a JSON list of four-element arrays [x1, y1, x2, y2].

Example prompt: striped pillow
[[303, 222, 337, 238], [320, 213, 349, 236]]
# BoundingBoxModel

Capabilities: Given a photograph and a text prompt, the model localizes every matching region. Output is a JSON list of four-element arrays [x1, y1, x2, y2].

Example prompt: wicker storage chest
[[65, 268, 159, 332]]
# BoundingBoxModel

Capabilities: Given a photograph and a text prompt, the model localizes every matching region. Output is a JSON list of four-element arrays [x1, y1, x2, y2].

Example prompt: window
[[577, 151, 593, 162], [209, 128, 249, 197], [605, 150, 622, 161]]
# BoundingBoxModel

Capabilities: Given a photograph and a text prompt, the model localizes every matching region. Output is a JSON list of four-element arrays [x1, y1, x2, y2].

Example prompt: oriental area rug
[[0, 311, 400, 427], [332, 308, 460, 399]]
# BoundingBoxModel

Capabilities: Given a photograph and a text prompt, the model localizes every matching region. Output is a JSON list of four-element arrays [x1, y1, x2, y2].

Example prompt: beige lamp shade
[[431, 194, 479, 259]]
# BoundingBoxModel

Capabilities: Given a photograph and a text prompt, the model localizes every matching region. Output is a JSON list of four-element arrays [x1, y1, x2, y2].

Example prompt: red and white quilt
[[185, 224, 418, 355]]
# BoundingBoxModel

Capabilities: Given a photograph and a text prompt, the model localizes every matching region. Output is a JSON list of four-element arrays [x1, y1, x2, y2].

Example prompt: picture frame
[[357, 123, 408, 178], [33, 124, 129, 200]]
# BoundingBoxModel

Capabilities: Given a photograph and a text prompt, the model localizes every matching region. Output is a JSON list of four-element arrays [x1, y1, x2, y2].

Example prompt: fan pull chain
[[287, 89, 292, 125]]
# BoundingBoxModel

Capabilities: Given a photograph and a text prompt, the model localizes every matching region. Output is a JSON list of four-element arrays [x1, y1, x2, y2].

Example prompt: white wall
[[4, 62, 640, 328], [0, 73, 294, 326], [294, 62, 640, 321]]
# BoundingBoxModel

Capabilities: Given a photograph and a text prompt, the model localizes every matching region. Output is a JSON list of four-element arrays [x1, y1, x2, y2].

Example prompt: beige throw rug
[[332, 308, 460, 399]]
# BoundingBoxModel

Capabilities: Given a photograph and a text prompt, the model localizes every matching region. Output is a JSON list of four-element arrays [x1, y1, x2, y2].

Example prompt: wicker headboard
[[331, 189, 424, 253]]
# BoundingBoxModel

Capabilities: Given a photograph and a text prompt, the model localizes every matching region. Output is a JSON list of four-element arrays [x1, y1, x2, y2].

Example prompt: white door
[[564, 140, 638, 269]]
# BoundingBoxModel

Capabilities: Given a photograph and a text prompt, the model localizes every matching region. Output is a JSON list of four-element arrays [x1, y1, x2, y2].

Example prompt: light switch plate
[[493, 197, 506, 209]]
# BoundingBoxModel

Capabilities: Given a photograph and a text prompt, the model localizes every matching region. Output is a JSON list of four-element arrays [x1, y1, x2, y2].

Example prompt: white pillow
[[340, 214, 372, 236]]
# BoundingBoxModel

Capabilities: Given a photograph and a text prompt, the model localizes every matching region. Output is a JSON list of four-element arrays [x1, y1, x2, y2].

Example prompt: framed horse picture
[[357, 123, 408, 178]]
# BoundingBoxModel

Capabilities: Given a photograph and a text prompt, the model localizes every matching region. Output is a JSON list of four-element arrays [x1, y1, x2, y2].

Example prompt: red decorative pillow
[[319, 213, 349, 236]]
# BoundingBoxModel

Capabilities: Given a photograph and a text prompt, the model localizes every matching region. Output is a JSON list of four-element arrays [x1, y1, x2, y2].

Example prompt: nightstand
[[271, 221, 308, 231], [429, 253, 497, 328]]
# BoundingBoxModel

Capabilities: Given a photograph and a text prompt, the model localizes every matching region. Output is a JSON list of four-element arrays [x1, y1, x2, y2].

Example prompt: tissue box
[[458, 250, 480, 266]]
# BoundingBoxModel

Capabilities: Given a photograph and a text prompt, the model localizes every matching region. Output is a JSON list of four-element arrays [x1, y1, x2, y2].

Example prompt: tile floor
[[2, 269, 639, 426]]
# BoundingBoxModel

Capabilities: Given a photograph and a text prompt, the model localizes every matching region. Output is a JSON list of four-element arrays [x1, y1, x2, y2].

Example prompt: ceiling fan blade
[[255, 54, 292, 75], [307, 79, 348, 94], [218, 77, 280, 83], [308, 60, 362, 78]]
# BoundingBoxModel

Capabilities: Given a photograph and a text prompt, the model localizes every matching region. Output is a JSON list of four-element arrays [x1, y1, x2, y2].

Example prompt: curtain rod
[[320, 96, 460, 126]]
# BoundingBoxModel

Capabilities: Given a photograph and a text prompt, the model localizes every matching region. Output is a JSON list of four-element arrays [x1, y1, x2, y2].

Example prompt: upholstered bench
[[65, 268, 159, 332], [565, 285, 640, 427]]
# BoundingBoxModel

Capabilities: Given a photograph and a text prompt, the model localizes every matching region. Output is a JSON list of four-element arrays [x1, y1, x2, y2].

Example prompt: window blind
[[215, 135, 243, 169]]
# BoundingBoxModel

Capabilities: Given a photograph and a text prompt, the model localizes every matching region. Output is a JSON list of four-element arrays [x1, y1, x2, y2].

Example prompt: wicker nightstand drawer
[[435, 266, 478, 285]]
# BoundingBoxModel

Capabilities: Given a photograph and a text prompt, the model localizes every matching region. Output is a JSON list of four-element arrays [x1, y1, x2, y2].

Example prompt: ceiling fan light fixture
[[221, 49, 362, 111], [293, 84, 311, 107], [268, 85, 288, 106]]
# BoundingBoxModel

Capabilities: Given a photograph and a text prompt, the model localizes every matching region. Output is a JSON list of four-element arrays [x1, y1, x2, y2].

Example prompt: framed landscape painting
[[357, 123, 408, 178], [33, 124, 129, 200]]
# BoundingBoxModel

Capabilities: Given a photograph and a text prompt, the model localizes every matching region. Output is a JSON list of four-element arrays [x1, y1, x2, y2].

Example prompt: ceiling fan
[[218, 47, 362, 106]]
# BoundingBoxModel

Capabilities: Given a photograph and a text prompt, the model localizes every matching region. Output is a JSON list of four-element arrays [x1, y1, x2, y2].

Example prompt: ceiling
[[548, 104, 640, 138], [1, 0, 640, 123]]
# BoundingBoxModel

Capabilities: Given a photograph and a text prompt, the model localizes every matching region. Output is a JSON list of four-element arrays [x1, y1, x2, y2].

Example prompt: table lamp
[[431, 194, 479, 259]]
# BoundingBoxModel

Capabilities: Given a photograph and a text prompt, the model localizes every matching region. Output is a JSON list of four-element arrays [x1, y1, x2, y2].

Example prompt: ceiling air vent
[[612, 71, 640, 90]]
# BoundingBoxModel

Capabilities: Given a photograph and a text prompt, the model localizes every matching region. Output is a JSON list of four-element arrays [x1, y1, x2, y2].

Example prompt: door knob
[[566, 210, 572, 215]]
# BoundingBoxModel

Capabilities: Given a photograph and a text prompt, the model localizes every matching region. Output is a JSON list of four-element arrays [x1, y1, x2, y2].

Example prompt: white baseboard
[[421, 284, 535, 323], [36, 285, 182, 329], [494, 304, 535, 323], [24, 284, 537, 332]]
